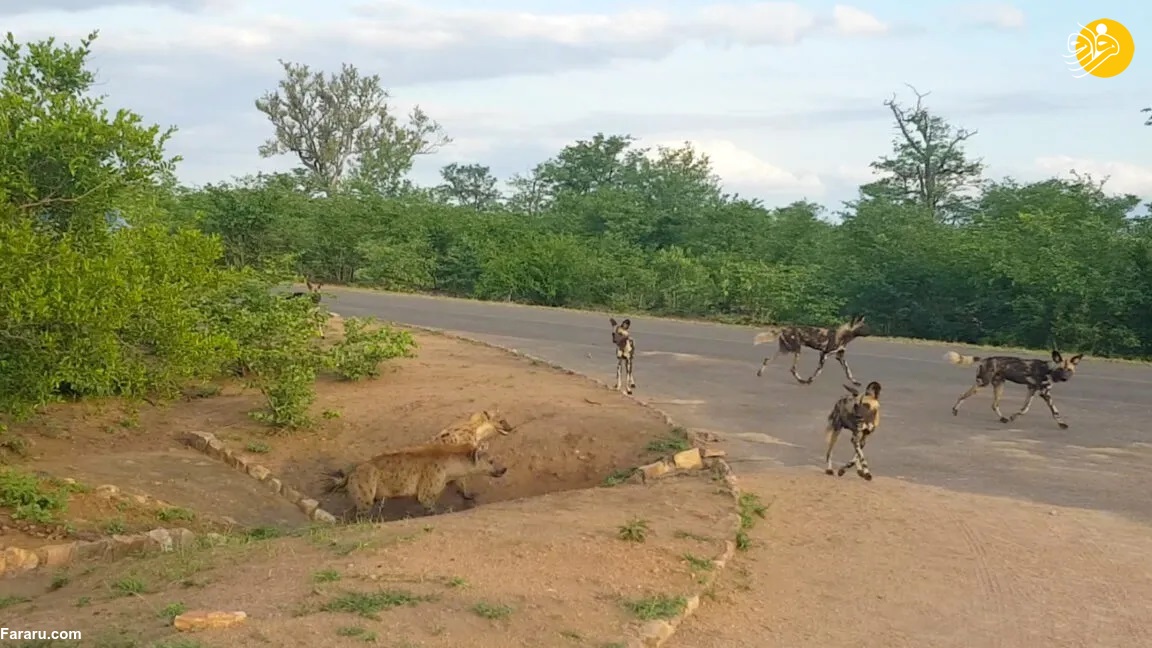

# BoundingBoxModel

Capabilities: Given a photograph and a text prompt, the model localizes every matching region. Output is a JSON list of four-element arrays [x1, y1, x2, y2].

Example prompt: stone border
[[180, 430, 339, 525], [1, 526, 200, 578], [385, 322, 745, 648]]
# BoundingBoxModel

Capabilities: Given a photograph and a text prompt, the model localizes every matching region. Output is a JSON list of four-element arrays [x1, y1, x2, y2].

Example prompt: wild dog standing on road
[[321, 443, 508, 519], [823, 381, 882, 480], [429, 408, 515, 502], [754, 315, 871, 385], [946, 348, 1084, 429], [610, 317, 636, 395], [288, 279, 326, 338]]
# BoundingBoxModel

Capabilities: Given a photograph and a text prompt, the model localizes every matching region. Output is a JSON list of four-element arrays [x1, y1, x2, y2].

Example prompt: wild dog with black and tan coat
[[321, 443, 508, 519], [428, 409, 515, 502], [823, 381, 882, 480], [610, 317, 636, 395], [946, 348, 1084, 429], [754, 315, 871, 385]]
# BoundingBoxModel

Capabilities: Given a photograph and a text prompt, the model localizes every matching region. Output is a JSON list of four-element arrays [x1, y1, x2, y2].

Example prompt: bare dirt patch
[[4, 474, 733, 647], [670, 468, 1152, 648]]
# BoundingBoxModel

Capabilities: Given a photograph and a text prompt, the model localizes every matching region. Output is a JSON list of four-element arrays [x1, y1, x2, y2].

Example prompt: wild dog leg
[[991, 381, 1010, 422], [756, 349, 779, 377], [823, 425, 841, 475], [796, 352, 828, 385], [835, 349, 861, 386], [615, 357, 625, 392], [951, 383, 982, 415], [1037, 388, 1068, 429], [837, 433, 872, 480], [625, 356, 635, 393], [1005, 387, 1038, 424]]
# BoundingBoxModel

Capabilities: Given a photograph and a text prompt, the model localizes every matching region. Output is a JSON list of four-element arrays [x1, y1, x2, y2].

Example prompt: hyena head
[[471, 447, 508, 478], [610, 317, 631, 348], [473, 408, 515, 436], [304, 279, 323, 304], [1048, 350, 1084, 382]]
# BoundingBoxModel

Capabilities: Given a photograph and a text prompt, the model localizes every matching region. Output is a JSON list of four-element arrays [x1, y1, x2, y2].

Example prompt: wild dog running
[[946, 348, 1084, 429], [823, 381, 882, 480], [754, 315, 871, 385]]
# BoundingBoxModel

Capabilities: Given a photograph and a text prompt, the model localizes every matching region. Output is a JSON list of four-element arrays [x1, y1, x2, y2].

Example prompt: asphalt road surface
[[324, 288, 1152, 523]]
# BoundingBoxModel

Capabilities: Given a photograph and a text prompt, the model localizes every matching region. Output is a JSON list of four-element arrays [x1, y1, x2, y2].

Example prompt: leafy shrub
[[325, 317, 417, 381], [0, 468, 70, 523]]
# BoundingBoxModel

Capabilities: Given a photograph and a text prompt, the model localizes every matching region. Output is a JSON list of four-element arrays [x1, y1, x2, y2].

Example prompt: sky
[[3, 0, 1149, 210]]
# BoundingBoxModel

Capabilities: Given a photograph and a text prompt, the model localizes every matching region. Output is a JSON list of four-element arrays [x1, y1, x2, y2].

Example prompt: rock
[[94, 484, 120, 498], [146, 529, 174, 552], [223, 451, 245, 470], [247, 464, 271, 481], [312, 509, 337, 524], [75, 539, 110, 561], [282, 486, 303, 504], [171, 528, 197, 549], [672, 448, 703, 470], [639, 461, 673, 481], [205, 437, 227, 459], [2, 546, 41, 575], [297, 498, 319, 516], [265, 477, 282, 495], [173, 610, 248, 631], [183, 431, 211, 451], [702, 448, 726, 458], [633, 620, 675, 647], [36, 542, 78, 568], [109, 534, 151, 559]]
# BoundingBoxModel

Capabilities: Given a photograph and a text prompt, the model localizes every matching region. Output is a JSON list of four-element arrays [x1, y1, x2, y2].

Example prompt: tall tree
[[871, 85, 985, 222], [254, 60, 451, 195], [434, 163, 501, 210]]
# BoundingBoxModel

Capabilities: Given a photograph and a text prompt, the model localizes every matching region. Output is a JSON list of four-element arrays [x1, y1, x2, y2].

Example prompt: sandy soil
[[670, 468, 1152, 648]]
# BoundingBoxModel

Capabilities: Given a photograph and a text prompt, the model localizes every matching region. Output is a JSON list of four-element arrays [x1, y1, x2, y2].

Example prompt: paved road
[[324, 288, 1152, 523]]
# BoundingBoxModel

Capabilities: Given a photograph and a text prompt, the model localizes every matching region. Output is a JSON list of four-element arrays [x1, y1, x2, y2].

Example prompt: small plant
[[0, 468, 68, 522], [112, 576, 147, 596], [601, 467, 636, 487], [321, 408, 342, 419], [245, 440, 271, 453], [0, 595, 30, 609], [102, 518, 127, 534], [50, 572, 70, 590], [472, 601, 514, 620], [157, 506, 195, 522], [76, 596, 91, 607], [673, 530, 711, 542], [320, 589, 434, 620], [160, 602, 187, 620], [736, 491, 770, 551], [646, 427, 691, 454], [617, 517, 650, 543], [445, 576, 468, 588], [622, 594, 687, 620], [336, 626, 377, 642], [324, 317, 417, 382], [313, 569, 342, 583]]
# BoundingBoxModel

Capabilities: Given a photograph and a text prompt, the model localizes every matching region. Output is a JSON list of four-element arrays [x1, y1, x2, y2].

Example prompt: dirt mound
[[670, 468, 1152, 648], [3, 473, 734, 647]]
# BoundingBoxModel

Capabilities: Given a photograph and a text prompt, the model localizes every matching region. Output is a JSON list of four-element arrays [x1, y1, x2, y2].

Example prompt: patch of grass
[[617, 517, 650, 543], [320, 589, 435, 620], [76, 596, 91, 607], [622, 594, 688, 621], [472, 601, 514, 620], [736, 492, 770, 551], [0, 595, 30, 609], [682, 553, 714, 571], [157, 506, 196, 522], [672, 530, 712, 542], [601, 467, 636, 487], [245, 440, 272, 454], [50, 571, 70, 590], [313, 569, 342, 583], [0, 467, 69, 523], [242, 526, 286, 542], [336, 626, 377, 642], [111, 576, 147, 596], [445, 576, 468, 588], [321, 408, 342, 419], [102, 518, 127, 534], [559, 629, 584, 641], [160, 601, 187, 620], [646, 427, 691, 454]]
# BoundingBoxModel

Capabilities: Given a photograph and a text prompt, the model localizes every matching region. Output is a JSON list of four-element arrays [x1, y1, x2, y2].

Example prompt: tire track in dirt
[[1075, 524, 1151, 644], [955, 518, 1023, 647]]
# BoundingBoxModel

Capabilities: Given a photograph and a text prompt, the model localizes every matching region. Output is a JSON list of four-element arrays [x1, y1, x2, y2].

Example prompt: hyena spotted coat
[[823, 381, 882, 480], [610, 317, 636, 395], [428, 409, 515, 501], [322, 443, 508, 518], [754, 315, 871, 385], [946, 349, 1084, 429], [288, 279, 326, 338]]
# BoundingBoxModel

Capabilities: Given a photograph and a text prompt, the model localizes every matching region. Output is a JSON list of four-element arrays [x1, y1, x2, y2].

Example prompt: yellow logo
[[1065, 18, 1135, 78]]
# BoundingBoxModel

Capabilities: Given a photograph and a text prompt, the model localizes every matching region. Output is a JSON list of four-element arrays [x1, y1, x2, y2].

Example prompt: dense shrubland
[[3, 31, 1150, 432]]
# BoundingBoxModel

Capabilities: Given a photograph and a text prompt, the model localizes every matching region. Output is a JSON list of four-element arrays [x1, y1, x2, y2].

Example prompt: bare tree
[[871, 85, 985, 222], [254, 60, 451, 195]]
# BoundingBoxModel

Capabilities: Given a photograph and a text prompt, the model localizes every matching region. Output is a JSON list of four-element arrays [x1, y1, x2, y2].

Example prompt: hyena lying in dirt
[[610, 317, 636, 395], [754, 315, 871, 385], [428, 409, 516, 502], [287, 279, 326, 338], [946, 348, 1084, 429], [322, 443, 508, 519], [823, 381, 882, 480]]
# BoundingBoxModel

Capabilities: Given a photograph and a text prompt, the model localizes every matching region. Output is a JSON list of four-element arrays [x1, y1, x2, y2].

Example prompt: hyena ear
[[620, 319, 631, 330], [1069, 354, 1084, 365], [1051, 349, 1063, 363], [842, 383, 860, 396]]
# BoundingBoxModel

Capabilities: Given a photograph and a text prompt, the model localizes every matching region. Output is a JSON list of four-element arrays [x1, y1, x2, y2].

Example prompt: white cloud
[[651, 139, 823, 194], [832, 5, 889, 36], [1033, 156, 1152, 197], [942, 3, 1025, 30]]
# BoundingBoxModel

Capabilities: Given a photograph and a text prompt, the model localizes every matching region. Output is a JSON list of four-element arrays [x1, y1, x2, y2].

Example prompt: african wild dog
[[946, 349, 1084, 429], [754, 315, 871, 385], [823, 381, 882, 480], [428, 409, 516, 502], [321, 443, 508, 519], [288, 279, 326, 338], [610, 317, 636, 395]]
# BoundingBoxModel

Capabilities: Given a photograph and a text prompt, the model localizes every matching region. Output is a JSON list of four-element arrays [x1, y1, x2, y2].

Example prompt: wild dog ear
[[866, 381, 881, 397], [842, 383, 860, 396], [305, 279, 314, 291], [620, 319, 631, 330], [1051, 349, 1063, 363], [1069, 354, 1084, 365], [610, 318, 618, 327]]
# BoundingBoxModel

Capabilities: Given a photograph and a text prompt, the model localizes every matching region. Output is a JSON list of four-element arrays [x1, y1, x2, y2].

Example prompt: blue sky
[[4, 0, 1149, 209]]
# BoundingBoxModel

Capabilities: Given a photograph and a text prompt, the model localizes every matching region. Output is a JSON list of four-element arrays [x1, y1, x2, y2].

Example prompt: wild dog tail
[[320, 468, 351, 494], [944, 351, 980, 366], [753, 329, 779, 346]]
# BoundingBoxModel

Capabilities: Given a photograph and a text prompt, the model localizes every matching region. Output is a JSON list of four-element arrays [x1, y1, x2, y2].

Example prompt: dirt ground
[[2, 474, 733, 648], [670, 468, 1152, 648], [1, 320, 675, 549]]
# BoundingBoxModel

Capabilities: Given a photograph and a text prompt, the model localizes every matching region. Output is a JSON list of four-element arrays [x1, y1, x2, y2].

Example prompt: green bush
[[325, 317, 418, 381]]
